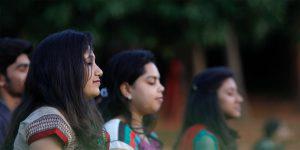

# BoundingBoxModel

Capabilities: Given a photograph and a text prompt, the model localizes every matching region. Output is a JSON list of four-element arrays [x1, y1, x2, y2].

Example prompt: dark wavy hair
[[3, 29, 104, 149], [175, 67, 238, 150], [99, 50, 161, 140]]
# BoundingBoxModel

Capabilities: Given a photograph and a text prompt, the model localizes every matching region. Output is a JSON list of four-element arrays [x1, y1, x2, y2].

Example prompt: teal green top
[[193, 129, 219, 150], [254, 137, 284, 150]]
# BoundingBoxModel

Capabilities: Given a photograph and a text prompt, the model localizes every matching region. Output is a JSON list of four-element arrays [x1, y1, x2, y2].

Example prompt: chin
[[93, 89, 100, 95], [85, 92, 100, 99], [92, 92, 100, 98], [153, 106, 162, 113], [225, 113, 241, 119], [145, 108, 159, 115], [233, 113, 241, 118]]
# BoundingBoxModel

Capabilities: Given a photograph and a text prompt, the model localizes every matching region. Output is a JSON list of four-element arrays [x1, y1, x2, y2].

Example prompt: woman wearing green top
[[175, 67, 243, 150]]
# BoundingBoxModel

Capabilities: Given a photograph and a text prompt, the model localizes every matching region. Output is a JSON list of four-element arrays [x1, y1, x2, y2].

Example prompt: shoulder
[[194, 129, 218, 150], [20, 106, 76, 148], [104, 118, 122, 141], [0, 103, 10, 145], [254, 138, 279, 150], [149, 131, 159, 139], [177, 124, 207, 150], [23, 106, 65, 123], [104, 118, 133, 143], [104, 118, 134, 150], [0, 102, 11, 122], [195, 129, 217, 140]]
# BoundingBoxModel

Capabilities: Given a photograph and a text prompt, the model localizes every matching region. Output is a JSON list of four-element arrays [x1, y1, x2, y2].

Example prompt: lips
[[93, 80, 101, 86], [155, 97, 164, 102], [235, 105, 241, 112]]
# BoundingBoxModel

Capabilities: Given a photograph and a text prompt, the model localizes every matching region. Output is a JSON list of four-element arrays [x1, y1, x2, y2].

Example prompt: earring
[[127, 95, 132, 100]]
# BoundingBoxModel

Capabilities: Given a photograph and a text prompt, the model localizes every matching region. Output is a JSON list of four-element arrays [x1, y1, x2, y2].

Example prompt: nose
[[95, 64, 103, 77], [236, 93, 243, 103], [158, 82, 165, 93]]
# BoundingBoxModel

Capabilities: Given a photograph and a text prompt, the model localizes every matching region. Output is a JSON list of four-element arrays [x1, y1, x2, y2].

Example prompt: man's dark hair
[[0, 38, 32, 75]]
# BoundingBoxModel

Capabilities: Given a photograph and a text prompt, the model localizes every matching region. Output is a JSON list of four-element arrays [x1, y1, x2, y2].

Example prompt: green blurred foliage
[[0, 0, 291, 53]]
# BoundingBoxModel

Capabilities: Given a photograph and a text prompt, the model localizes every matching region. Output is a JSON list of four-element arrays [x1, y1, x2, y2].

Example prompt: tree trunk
[[192, 44, 206, 75], [291, 11, 300, 106], [295, 44, 300, 105]]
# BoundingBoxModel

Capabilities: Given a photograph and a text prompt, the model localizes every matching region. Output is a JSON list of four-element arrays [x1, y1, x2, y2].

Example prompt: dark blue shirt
[[0, 100, 11, 145]]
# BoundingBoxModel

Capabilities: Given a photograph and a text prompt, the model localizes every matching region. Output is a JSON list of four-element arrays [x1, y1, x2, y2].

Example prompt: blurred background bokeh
[[2, 0, 300, 149]]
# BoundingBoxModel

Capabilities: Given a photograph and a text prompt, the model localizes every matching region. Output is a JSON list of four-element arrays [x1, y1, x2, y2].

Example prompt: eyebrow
[[16, 63, 30, 68], [146, 75, 160, 80], [226, 87, 237, 91]]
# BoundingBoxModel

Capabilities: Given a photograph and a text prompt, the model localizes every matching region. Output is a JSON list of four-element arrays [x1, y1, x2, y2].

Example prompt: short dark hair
[[264, 118, 280, 138], [0, 38, 32, 75]]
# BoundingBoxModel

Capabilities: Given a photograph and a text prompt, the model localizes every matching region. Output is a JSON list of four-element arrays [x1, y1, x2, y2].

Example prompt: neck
[[131, 111, 143, 128], [131, 111, 151, 143], [0, 89, 21, 112]]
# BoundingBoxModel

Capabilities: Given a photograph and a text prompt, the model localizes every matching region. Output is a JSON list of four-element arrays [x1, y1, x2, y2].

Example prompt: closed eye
[[16, 64, 29, 72], [148, 81, 156, 85]]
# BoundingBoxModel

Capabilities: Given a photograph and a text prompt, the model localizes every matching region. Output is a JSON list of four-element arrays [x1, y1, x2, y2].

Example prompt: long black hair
[[175, 67, 238, 150], [3, 29, 104, 149], [99, 50, 159, 136]]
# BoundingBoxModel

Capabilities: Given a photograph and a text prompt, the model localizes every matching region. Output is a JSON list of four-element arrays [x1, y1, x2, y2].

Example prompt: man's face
[[2, 53, 30, 97]]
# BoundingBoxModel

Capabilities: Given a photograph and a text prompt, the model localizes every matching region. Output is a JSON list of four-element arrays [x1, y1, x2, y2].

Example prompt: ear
[[0, 74, 6, 87], [120, 82, 132, 100]]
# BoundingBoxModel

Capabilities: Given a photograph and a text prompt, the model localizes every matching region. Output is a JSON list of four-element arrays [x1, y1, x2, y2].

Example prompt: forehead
[[83, 46, 95, 58], [220, 78, 237, 89], [14, 53, 30, 64], [142, 62, 160, 77], [6, 53, 30, 73]]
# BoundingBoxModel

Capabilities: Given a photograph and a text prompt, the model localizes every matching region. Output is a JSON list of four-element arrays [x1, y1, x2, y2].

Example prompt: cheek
[[219, 96, 234, 111], [10, 71, 27, 81], [83, 82, 90, 94], [132, 87, 161, 113], [84, 80, 100, 98], [8, 74, 23, 87], [132, 88, 148, 105], [219, 95, 241, 118], [18, 73, 28, 83]]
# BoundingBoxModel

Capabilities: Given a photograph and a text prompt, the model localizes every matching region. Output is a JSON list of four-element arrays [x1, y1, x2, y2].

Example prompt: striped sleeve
[[25, 114, 75, 147]]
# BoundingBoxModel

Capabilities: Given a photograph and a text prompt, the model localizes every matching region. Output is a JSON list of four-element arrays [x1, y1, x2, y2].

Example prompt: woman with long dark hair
[[175, 67, 243, 150], [99, 50, 164, 149], [3, 29, 109, 149]]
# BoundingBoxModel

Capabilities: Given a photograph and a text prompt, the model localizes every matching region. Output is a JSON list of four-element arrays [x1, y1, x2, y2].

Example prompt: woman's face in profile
[[128, 62, 165, 116], [83, 47, 103, 99], [217, 78, 243, 119]]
